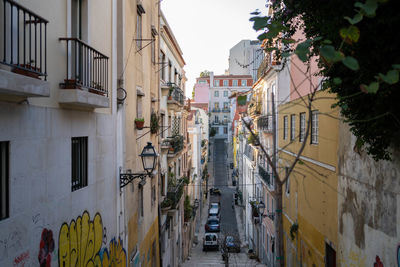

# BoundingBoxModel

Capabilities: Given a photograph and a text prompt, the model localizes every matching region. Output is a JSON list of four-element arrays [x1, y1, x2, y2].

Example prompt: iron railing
[[258, 165, 271, 186], [257, 115, 273, 132], [59, 38, 109, 96], [162, 135, 184, 155], [166, 179, 184, 209], [212, 108, 221, 112], [168, 86, 184, 105], [1, 0, 48, 79], [222, 108, 230, 113]]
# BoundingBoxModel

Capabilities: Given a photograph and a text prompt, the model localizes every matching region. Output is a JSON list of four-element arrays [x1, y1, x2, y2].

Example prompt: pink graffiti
[[374, 256, 384, 267], [38, 228, 54, 267], [13, 250, 29, 267]]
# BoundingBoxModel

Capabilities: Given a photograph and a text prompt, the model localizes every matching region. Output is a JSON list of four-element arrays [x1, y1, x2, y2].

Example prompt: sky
[[161, 0, 267, 97]]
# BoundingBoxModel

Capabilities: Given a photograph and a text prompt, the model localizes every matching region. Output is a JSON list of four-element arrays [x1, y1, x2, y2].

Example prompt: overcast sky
[[161, 0, 267, 97]]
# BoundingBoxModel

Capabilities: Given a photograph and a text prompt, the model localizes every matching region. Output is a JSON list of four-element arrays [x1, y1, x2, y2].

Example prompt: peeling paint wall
[[338, 122, 400, 267]]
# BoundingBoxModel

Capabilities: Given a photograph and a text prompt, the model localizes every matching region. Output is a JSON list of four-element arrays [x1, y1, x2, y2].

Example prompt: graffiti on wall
[[13, 250, 30, 267], [374, 256, 384, 267], [0, 231, 23, 259], [38, 228, 54, 267], [58, 211, 126, 267]]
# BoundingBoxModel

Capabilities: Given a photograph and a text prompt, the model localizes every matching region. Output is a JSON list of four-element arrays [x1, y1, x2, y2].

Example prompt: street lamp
[[257, 201, 275, 221], [120, 142, 158, 188]]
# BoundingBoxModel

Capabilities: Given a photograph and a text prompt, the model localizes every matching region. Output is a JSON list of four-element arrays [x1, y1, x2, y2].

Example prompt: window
[[214, 91, 219, 97], [136, 5, 144, 50], [152, 185, 156, 206], [168, 61, 172, 82], [214, 102, 219, 110], [151, 31, 156, 64], [214, 80, 219, 87], [290, 115, 296, 141], [71, 137, 88, 191], [311, 110, 319, 144], [160, 51, 166, 80], [224, 127, 228, 134], [283, 116, 288, 140], [223, 102, 229, 109], [1, 142, 9, 221], [160, 114, 165, 138], [223, 91, 228, 97], [241, 80, 247, 86], [198, 80, 207, 84], [299, 112, 306, 142], [325, 243, 336, 267], [215, 116, 219, 123], [140, 187, 144, 217], [233, 80, 238, 86], [71, 0, 87, 40], [285, 169, 290, 195], [223, 80, 228, 86]]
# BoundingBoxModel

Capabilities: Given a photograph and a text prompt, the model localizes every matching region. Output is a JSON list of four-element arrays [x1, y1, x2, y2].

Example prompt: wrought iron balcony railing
[[59, 38, 109, 96], [1, 0, 48, 80], [222, 108, 230, 113], [166, 179, 184, 209], [212, 108, 221, 112], [257, 114, 273, 132], [162, 135, 184, 155], [258, 165, 271, 186], [168, 86, 184, 105]]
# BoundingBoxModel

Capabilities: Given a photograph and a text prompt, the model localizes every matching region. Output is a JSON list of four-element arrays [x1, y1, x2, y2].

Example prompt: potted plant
[[168, 87, 174, 100], [161, 198, 173, 210], [150, 112, 159, 134], [89, 81, 105, 95], [134, 118, 145, 130]]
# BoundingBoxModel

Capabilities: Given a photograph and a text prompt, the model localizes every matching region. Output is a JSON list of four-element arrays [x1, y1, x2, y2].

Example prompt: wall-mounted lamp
[[120, 142, 158, 188], [257, 201, 275, 221]]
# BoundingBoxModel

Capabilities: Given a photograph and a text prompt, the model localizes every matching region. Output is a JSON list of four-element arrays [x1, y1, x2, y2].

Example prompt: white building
[[0, 1, 122, 266], [228, 40, 264, 82]]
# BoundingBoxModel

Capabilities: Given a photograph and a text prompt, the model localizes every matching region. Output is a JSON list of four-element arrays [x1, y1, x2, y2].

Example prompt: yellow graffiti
[[339, 249, 366, 267], [101, 238, 127, 267], [58, 211, 126, 267]]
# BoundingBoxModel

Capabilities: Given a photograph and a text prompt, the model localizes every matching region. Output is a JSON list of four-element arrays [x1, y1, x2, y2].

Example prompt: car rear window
[[205, 235, 217, 241], [208, 219, 218, 224]]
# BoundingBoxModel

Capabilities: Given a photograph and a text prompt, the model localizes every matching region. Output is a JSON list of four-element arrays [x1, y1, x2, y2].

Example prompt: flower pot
[[135, 120, 144, 130], [89, 88, 106, 96], [64, 79, 82, 89], [168, 95, 172, 100]]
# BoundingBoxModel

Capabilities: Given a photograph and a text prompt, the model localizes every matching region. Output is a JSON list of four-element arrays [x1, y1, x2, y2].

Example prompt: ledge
[[0, 69, 50, 99], [58, 88, 109, 109]]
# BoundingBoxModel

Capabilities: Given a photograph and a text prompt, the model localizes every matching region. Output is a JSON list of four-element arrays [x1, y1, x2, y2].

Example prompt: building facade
[[0, 0, 121, 266]]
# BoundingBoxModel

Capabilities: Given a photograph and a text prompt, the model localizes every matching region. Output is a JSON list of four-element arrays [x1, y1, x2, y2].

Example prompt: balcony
[[211, 108, 221, 112], [258, 165, 271, 186], [0, 0, 50, 99], [222, 108, 230, 113], [58, 38, 109, 108], [257, 115, 273, 133], [167, 86, 184, 111], [161, 135, 184, 158], [166, 179, 184, 209]]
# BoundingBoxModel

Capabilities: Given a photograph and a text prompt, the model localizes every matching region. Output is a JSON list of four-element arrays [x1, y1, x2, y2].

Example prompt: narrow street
[[183, 139, 264, 266]]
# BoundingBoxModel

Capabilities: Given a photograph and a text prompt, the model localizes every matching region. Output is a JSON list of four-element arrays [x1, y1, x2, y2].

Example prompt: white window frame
[[311, 110, 319, 144], [241, 79, 247, 86], [214, 80, 219, 87], [214, 90, 219, 97], [233, 80, 238, 86], [223, 80, 228, 86], [223, 91, 228, 97]]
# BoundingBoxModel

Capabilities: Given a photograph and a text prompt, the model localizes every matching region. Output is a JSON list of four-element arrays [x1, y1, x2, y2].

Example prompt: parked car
[[208, 207, 220, 218], [205, 217, 220, 232], [225, 235, 241, 253], [210, 202, 220, 211], [209, 187, 221, 195], [203, 233, 219, 251]]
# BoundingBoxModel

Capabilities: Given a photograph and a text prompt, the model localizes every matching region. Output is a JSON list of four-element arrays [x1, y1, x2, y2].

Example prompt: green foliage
[[161, 198, 173, 208], [250, 0, 400, 160], [135, 118, 144, 122], [290, 223, 299, 240], [200, 70, 210, 77], [150, 112, 159, 134], [247, 132, 259, 145], [210, 127, 217, 137], [184, 195, 192, 221]]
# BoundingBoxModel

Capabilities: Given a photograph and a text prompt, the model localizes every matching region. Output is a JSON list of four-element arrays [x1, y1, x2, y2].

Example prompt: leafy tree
[[200, 70, 210, 77], [251, 0, 400, 160]]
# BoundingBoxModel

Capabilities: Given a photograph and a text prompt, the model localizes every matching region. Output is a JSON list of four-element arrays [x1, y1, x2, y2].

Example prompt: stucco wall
[[0, 103, 119, 267], [338, 122, 400, 267]]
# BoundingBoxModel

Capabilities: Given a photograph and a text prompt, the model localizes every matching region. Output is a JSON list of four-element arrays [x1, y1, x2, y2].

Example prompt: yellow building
[[121, 0, 160, 266], [278, 90, 339, 266]]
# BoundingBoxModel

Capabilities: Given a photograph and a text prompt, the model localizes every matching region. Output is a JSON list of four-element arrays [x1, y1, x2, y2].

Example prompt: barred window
[[299, 113, 306, 142], [311, 110, 319, 144], [290, 114, 296, 141], [283, 116, 288, 140], [71, 137, 88, 191], [1, 141, 9, 221]]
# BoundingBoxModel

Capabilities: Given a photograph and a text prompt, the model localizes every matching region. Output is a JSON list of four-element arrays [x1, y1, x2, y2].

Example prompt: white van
[[203, 233, 219, 251]]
